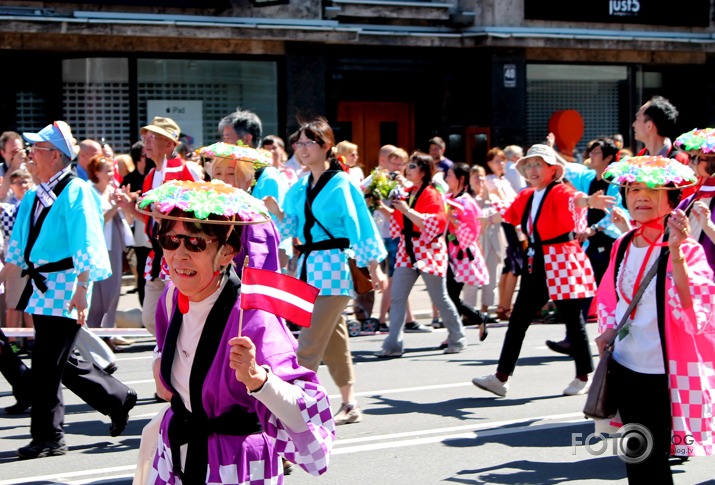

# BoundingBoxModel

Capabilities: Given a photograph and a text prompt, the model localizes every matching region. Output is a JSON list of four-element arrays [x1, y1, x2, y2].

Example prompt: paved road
[[1, 281, 714, 484]]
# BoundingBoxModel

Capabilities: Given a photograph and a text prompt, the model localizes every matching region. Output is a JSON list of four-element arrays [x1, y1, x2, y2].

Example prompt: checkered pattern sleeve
[[666, 243, 715, 335], [420, 214, 444, 243], [0, 202, 17, 242], [349, 179, 386, 266], [277, 213, 299, 242], [259, 379, 335, 476], [6, 194, 31, 267], [596, 240, 620, 334], [5, 239, 24, 268], [571, 191, 588, 234]]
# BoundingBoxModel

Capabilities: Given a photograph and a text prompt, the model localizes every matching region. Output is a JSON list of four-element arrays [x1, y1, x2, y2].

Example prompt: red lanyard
[[619, 221, 665, 320]]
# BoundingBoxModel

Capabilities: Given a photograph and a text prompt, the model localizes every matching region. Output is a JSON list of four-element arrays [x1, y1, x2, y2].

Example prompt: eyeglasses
[[293, 140, 318, 149], [407, 163, 418, 169], [29, 146, 56, 153], [157, 234, 216, 252]]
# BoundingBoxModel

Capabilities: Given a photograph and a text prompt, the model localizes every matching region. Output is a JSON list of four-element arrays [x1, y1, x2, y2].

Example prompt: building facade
[[0, 0, 713, 170]]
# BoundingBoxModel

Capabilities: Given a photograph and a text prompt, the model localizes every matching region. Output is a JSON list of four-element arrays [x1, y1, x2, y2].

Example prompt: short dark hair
[[588, 138, 620, 163], [643, 95, 679, 138]]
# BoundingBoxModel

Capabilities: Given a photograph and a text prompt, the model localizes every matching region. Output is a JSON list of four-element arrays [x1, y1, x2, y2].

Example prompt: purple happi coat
[[149, 271, 335, 484]]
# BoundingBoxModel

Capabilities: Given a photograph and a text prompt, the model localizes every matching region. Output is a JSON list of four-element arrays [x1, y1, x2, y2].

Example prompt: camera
[[388, 171, 399, 181]]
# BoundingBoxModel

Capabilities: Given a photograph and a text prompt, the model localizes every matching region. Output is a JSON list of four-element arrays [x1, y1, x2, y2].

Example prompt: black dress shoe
[[546, 339, 573, 356], [109, 389, 137, 437], [17, 438, 67, 459], [5, 400, 32, 415]]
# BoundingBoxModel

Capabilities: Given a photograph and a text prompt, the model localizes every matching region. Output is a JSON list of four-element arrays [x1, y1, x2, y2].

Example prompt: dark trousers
[[31, 315, 129, 442], [446, 266, 483, 325], [496, 253, 593, 377], [0, 328, 32, 402], [134, 246, 151, 306], [612, 361, 673, 485], [31, 315, 81, 442]]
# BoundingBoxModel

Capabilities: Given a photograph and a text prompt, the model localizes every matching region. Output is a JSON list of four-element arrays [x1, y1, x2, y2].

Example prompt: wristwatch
[[590, 224, 600, 234], [76, 281, 89, 290]]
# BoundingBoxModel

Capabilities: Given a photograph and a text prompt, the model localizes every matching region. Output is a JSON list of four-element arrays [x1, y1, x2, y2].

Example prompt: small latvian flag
[[693, 177, 715, 201], [240, 267, 319, 327]]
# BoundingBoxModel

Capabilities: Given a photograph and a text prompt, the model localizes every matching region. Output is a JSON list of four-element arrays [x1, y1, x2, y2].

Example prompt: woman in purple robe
[[134, 180, 335, 484]]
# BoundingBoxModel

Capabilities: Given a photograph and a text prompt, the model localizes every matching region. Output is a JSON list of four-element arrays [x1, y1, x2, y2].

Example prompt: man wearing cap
[[472, 144, 615, 399], [133, 116, 201, 337], [7, 121, 137, 459]]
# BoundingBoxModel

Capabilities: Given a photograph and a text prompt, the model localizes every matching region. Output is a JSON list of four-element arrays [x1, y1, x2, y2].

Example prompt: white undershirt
[[528, 187, 547, 238], [172, 278, 226, 412], [613, 242, 665, 374]]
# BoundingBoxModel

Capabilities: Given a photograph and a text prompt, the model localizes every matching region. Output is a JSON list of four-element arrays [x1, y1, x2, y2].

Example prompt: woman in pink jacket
[[444, 162, 489, 341], [596, 155, 715, 484]]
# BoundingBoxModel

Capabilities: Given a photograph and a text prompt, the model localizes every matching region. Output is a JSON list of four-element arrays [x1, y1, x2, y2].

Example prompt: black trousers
[[30, 315, 130, 443], [496, 252, 593, 377], [612, 361, 673, 485], [134, 245, 151, 306], [0, 328, 32, 402], [446, 266, 483, 325]]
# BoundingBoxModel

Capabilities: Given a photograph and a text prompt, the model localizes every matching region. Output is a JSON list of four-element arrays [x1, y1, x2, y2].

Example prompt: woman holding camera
[[375, 151, 468, 357]]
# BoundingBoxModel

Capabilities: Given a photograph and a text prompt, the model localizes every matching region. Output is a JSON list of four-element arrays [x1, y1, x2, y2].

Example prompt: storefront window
[[61, 57, 277, 153], [137, 59, 278, 150]]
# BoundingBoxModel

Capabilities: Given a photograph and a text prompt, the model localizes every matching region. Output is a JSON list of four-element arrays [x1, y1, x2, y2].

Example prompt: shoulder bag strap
[[605, 249, 665, 348]]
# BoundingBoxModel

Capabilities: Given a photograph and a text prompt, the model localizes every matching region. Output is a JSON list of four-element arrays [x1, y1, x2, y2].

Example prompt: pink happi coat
[[597, 236, 715, 456], [445, 193, 489, 286]]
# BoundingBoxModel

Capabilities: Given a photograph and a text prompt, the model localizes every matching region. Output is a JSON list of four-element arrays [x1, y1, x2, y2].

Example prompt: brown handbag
[[583, 253, 663, 420], [349, 258, 373, 295]]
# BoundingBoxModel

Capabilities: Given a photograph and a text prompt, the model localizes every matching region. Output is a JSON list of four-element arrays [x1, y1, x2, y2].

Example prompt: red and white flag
[[240, 267, 319, 328], [693, 177, 715, 201]]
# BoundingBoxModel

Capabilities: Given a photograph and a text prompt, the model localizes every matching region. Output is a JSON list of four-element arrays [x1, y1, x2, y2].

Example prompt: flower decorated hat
[[603, 155, 697, 190], [674, 128, 715, 155], [136, 179, 271, 225], [196, 142, 272, 169]]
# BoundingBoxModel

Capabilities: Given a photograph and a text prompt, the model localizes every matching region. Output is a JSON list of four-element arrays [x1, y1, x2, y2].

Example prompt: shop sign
[[524, 0, 710, 27]]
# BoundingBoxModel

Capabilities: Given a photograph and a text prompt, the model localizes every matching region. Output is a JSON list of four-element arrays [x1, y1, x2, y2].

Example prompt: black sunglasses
[[157, 234, 216, 252]]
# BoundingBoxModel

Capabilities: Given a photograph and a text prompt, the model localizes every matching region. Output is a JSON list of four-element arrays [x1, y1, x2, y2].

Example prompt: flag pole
[[238, 255, 249, 337]]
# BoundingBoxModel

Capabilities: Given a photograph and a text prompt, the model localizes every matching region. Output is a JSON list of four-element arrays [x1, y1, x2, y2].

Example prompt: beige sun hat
[[140, 116, 181, 144], [515, 144, 565, 181]]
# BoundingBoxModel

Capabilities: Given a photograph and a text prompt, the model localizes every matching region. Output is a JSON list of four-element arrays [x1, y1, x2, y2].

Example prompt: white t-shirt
[[613, 243, 665, 374]]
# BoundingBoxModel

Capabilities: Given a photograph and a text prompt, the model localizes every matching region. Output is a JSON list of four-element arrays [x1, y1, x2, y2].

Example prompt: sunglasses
[[157, 234, 216, 252], [407, 163, 418, 169]]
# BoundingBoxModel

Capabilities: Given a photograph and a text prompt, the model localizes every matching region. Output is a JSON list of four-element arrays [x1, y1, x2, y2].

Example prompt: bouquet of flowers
[[363, 169, 402, 212]]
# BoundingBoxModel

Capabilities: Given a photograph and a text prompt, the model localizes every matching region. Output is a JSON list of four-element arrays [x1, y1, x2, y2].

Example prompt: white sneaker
[[471, 374, 508, 397], [563, 378, 590, 396]]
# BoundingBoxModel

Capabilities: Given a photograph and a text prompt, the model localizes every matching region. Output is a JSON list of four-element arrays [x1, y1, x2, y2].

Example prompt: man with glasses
[[127, 116, 201, 338], [6, 121, 137, 459]]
